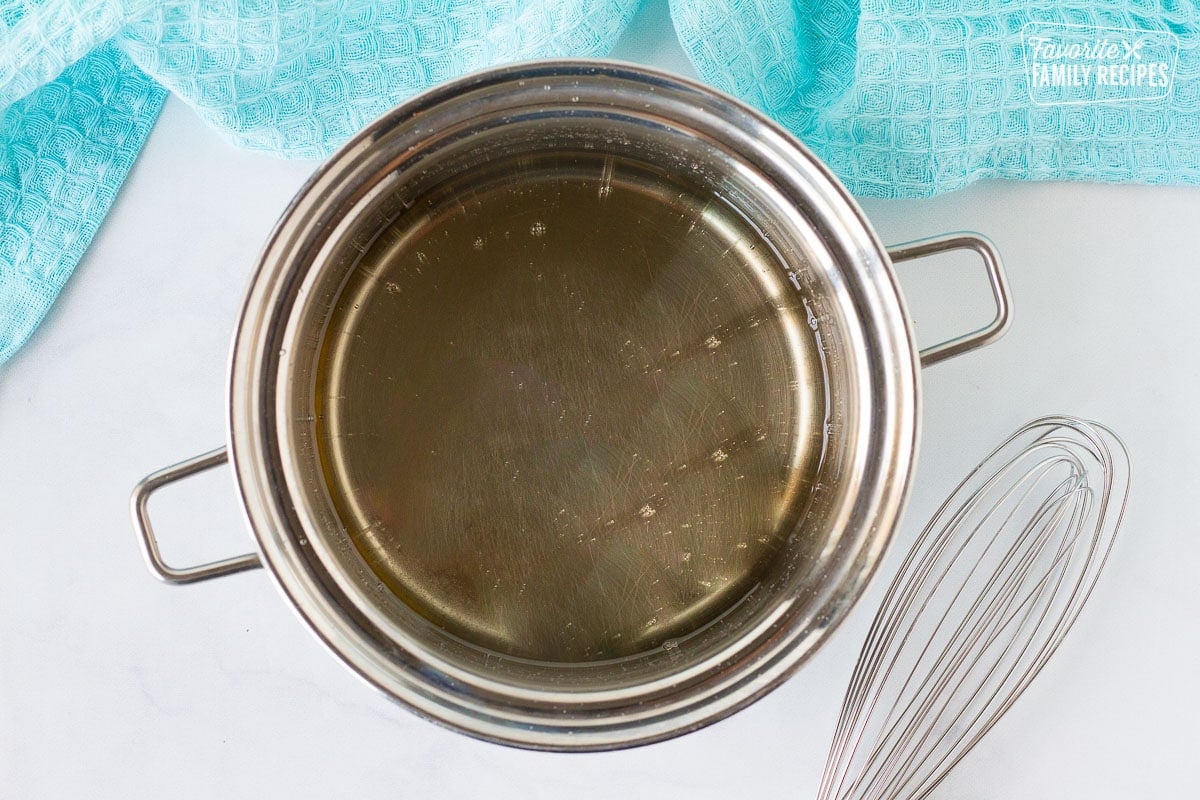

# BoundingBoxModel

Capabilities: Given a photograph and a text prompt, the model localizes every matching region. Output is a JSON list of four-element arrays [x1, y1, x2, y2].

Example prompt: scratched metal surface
[[315, 151, 827, 663]]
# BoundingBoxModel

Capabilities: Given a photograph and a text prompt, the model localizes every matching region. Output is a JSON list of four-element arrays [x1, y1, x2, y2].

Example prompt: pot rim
[[225, 58, 921, 750]]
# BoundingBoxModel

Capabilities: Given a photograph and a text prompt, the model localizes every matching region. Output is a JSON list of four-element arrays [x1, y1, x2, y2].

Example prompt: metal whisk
[[817, 416, 1130, 800]]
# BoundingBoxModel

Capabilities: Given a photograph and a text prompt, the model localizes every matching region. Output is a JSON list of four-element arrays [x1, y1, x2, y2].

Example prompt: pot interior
[[316, 148, 828, 665], [260, 67, 896, 711]]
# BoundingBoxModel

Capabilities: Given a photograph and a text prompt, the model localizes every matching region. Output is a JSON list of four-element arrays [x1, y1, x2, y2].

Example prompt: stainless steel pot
[[132, 61, 1011, 751]]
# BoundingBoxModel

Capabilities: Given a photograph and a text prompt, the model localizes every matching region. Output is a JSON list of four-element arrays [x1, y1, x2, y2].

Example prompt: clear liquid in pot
[[314, 152, 827, 663]]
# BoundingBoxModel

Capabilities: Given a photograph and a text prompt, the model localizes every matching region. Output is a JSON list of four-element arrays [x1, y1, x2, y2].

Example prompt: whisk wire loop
[[817, 416, 1130, 800]]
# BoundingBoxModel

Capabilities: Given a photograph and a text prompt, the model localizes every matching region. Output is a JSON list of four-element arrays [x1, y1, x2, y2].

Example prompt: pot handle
[[886, 232, 1012, 367], [130, 447, 263, 584]]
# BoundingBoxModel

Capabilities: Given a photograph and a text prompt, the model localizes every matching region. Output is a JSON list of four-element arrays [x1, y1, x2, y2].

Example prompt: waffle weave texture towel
[[1, 1, 1198, 365], [670, 0, 1200, 197], [0, 0, 642, 364]]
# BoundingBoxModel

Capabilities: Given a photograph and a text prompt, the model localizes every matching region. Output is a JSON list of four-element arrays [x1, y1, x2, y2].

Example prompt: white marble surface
[[3, 6, 1199, 798]]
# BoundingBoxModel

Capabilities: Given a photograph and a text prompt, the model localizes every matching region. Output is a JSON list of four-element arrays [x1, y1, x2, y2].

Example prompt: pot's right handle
[[886, 232, 1013, 367], [131, 447, 262, 584]]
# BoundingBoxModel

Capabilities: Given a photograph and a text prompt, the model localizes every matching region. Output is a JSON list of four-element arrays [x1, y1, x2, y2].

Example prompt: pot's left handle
[[886, 232, 1013, 367], [131, 447, 263, 584]]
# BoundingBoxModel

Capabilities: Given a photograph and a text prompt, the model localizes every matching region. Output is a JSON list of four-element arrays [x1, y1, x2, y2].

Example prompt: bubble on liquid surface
[[529, 221, 547, 237]]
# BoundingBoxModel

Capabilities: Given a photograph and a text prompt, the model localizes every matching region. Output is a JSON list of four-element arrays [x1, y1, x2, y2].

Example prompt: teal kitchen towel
[[0, 0, 641, 365], [0, 39, 164, 364], [2, 0, 1198, 366], [671, 0, 1200, 197]]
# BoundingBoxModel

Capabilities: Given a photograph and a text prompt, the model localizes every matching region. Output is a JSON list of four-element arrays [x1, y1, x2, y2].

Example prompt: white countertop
[[3, 6, 1198, 798]]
